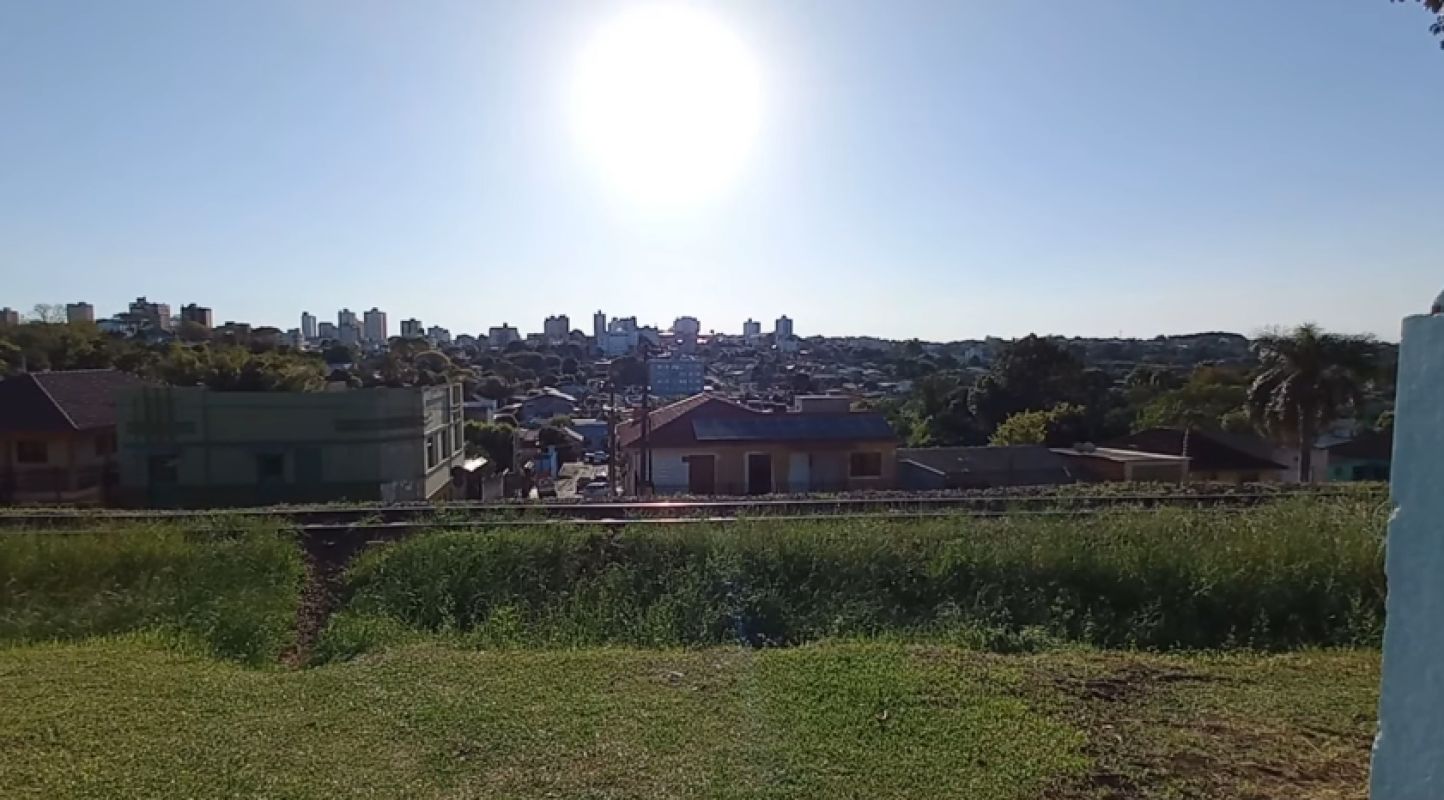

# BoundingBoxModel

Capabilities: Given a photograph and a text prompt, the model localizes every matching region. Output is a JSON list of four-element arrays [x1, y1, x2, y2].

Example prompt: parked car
[[581, 479, 611, 499]]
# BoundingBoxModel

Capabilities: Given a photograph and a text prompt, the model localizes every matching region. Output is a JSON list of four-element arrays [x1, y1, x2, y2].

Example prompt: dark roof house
[[898, 446, 1077, 490], [0, 369, 146, 433], [1104, 428, 1287, 476]]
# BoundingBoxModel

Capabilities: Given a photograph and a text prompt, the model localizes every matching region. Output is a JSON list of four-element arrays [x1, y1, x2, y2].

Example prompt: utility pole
[[606, 378, 617, 496], [639, 341, 652, 495]]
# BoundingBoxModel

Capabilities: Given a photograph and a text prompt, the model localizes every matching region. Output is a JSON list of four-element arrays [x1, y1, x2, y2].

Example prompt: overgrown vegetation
[[319, 498, 1386, 660], [0, 523, 302, 664]]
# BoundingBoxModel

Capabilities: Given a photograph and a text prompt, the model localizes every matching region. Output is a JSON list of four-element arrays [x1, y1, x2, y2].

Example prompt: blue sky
[[2, 1, 1440, 341]]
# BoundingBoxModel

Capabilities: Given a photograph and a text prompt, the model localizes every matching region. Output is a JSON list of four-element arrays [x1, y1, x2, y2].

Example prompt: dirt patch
[[281, 530, 379, 668], [1035, 658, 1369, 799]]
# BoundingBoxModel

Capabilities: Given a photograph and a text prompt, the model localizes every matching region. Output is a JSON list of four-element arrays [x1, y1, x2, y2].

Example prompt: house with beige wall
[[618, 394, 896, 495], [116, 383, 464, 507], [0, 370, 144, 505]]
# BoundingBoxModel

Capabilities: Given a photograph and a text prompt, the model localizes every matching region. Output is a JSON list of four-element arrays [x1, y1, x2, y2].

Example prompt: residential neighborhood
[[0, 301, 1398, 507]]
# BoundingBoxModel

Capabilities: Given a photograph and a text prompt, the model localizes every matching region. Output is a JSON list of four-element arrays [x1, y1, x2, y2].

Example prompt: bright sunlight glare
[[569, 5, 763, 206]]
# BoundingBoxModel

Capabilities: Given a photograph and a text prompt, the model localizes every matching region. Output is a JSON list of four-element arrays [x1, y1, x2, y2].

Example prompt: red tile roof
[[0, 370, 146, 433], [616, 393, 754, 447]]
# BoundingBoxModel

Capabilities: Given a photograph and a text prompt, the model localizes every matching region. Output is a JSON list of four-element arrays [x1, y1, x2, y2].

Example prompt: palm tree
[[1247, 324, 1378, 482]]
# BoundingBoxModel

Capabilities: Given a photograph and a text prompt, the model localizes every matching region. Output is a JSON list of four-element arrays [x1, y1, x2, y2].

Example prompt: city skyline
[[3, 2, 1442, 341]]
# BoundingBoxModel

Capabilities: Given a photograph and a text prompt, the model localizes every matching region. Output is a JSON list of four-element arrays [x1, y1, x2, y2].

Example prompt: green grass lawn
[[0, 640, 1378, 799]]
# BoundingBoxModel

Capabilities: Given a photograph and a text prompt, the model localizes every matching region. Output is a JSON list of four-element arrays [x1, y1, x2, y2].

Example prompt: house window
[[15, 441, 47, 464], [148, 454, 179, 483], [426, 435, 438, 469], [850, 451, 883, 478], [257, 453, 285, 481]]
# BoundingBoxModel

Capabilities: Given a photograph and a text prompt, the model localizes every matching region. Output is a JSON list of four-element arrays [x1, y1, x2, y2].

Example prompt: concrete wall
[[117, 385, 463, 507], [1371, 313, 1444, 798]]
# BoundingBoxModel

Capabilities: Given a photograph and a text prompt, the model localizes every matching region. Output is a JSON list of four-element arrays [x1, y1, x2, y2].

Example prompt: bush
[[321, 497, 1386, 659], [0, 522, 303, 664]]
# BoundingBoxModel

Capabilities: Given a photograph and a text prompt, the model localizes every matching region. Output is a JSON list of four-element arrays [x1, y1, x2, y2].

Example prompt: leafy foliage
[[990, 403, 1088, 446], [1248, 324, 1379, 480]]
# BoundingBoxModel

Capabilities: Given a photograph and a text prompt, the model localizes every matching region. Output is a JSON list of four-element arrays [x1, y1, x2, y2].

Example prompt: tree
[[968, 335, 1086, 431], [1397, 0, 1444, 46], [177, 320, 211, 343], [476, 376, 513, 401], [322, 343, 356, 365], [610, 355, 647, 388], [990, 403, 1087, 447], [1247, 324, 1378, 482], [30, 303, 64, 323], [465, 421, 515, 468]]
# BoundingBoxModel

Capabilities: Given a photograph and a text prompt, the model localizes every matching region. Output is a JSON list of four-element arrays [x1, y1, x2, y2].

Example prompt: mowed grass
[[0, 639, 1378, 799]]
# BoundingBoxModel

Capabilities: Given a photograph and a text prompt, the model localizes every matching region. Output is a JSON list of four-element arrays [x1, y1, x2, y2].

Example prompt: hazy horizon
[[3, 1, 1440, 341]]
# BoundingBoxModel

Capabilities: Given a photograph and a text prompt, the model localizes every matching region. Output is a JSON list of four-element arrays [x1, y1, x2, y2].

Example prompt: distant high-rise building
[[593, 310, 607, 341], [338, 308, 357, 329], [363, 308, 388, 343], [401, 318, 424, 338], [610, 316, 638, 334], [672, 316, 701, 338], [180, 304, 213, 329], [0, 307, 18, 327], [648, 358, 705, 398], [285, 328, 304, 348], [128, 297, 172, 331], [775, 315, 794, 339], [66, 302, 94, 324], [318, 321, 338, 340], [339, 323, 361, 346], [743, 318, 761, 339], [544, 314, 570, 343], [301, 312, 318, 341], [488, 323, 521, 348], [427, 326, 451, 345]]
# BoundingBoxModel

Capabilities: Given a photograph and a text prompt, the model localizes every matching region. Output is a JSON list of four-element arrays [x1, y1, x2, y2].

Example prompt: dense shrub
[[324, 497, 1386, 657], [0, 523, 302, 664]]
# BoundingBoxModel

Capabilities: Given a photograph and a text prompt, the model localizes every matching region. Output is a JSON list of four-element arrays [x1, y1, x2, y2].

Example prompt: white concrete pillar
[[1371, 312, 1444, 798]]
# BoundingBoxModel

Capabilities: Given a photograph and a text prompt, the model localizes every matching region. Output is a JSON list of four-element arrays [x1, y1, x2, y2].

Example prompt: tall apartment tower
[[180, 304, 213, 328], [743, 318, 761, 338], [363, 308, 388, 343], [66, 302, 95, 324], [543, 314, 570, 343], [775, 315, 794, 339], [300, 312, 318, 341], [593, 310, 607, 341]]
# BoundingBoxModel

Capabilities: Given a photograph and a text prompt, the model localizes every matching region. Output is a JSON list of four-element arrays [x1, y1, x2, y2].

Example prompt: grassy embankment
[[0, 497, 1387, 798]]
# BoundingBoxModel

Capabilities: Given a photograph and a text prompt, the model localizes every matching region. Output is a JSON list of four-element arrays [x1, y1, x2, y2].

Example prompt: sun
[[569, 5, 763, 206]]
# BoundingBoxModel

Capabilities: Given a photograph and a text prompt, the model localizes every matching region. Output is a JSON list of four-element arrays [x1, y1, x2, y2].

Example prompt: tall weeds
[[326, 497, 1386, 657], [0, 522, 302, 664]]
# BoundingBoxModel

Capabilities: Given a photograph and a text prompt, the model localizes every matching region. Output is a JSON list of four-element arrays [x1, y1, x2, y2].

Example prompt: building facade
[[544, 315, 570, 343], [363, 308, 388, 343], [775, 315, 794, 339], [301, 312, 318, 341], [401, 318, 424, 338], [0, 308, 18, 327], [66, 302, 95, 324], [338, 308, 358, 329], [649, 358, 705, 397], [619, 394, 896, 495], [180, 303, 213, 328], [318, 321, 338, 340], [128, 297, 172, 331], [593, 311, 607, 342], [488, 323, 521, 347], [426, 326, 450, 344], [743, 318, 761, 339], [116, 384, 465, 507], [0, 370, 144, 505]]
